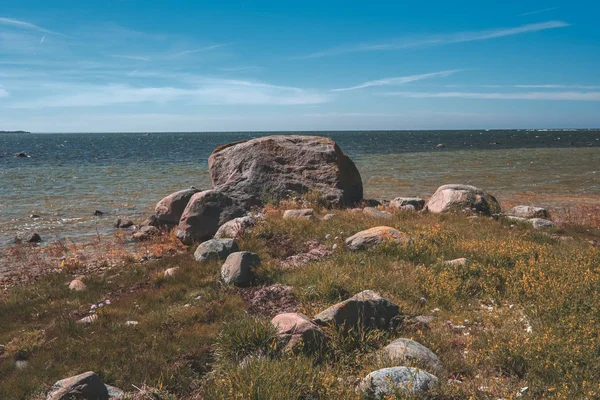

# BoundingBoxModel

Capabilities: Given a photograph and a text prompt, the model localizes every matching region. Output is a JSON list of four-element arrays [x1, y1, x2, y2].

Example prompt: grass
[[1, 199, 599, 399]]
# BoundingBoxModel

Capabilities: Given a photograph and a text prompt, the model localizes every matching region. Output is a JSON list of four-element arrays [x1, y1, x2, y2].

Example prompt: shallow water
[[1, 130, 599, 246]]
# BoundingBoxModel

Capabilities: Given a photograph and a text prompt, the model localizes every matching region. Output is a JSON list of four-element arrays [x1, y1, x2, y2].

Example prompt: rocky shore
[[2, 135, 599, 399]]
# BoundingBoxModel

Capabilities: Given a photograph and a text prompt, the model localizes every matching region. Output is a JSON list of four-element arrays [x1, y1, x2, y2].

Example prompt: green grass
[[1, 203, 599, 399]]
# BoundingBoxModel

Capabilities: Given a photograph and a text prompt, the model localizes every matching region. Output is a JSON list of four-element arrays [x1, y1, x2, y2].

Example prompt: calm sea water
[[1, 130, 599, 246]]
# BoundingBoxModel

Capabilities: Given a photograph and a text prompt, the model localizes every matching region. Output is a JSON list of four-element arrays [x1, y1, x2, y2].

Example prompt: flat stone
[[194, 238, 239, 263], [383, 338, 444, 373], [313, 290, 401, 330], [221, 251, 260, 287], [345, 226, 412, 251], [363, 207, 393, 219], [322, 213, 336, 220], [359, 367, 438, 399], [283, 209, 314, 220], [390, 197, 425, 211], [530, 218, 556, 229], [508, 205, 549, 219], [444, 258, 468, 266]]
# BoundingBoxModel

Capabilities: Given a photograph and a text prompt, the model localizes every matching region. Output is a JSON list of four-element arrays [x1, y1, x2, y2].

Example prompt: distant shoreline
[[0, 130, 30, 134]]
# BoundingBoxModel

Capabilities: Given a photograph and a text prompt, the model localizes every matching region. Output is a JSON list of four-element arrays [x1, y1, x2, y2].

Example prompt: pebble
[[125, 321, 138, 326]]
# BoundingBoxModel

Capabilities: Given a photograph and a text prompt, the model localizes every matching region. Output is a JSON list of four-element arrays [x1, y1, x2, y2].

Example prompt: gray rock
[[155, 188, 200, 226], [214, 216, 257, 238], [221, 251, 260, 286], [132, 225, 159, 241], [164, 267, 180, 277], [208, 135, 363, 208], [383, 338, 444, 373], [114, 218, 134, 229], [313, 290, 401, 330], [14, 231, 42, 243], [359, 367, 438, 398], [345, 226, 412, 251], [508, 205, 549, 219], [105, 385, 125, 399], [194, 238, 239, 263], [390, 197, 425, 211], [271, 312, 325, 353], [46, 371, 109, 400], [363, 207, 393, 219], [322, 213, 336, 220], [505, 215, 529, 223], [530, 218, 556, 229], [176, 189, 245, 245], [425, 184, 500, 215], [14, 151, 30, 158], [283, 209, 314, 220]]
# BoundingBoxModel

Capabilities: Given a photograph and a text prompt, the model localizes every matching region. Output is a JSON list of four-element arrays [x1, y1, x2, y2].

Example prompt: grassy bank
[[1, 203, 599, 399]]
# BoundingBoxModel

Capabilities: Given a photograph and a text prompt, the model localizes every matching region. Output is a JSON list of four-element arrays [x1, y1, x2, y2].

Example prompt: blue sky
[[1, 0, 599, 132]]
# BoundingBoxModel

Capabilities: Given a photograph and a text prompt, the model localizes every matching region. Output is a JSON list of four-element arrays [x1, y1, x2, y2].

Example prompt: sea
[[1, 130, 599, 247]]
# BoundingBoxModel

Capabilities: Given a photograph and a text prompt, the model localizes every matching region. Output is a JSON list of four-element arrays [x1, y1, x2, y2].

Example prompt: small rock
[[349, 208, 363, 213], [114, 218, 134, 229], [68, 279, 86, 291], [322, 213, 336, 220], [444, 258, 468, 266], [363, 207, 393, 219], [359, 367, 438, 398], [125, 321, 139, 326], [283, 209, 314, 220], [363, 199, 382, 207], [141, 215, 160, 227], [508, 205, 549, 219], [164, 267, 180, 277], [382, 338, 444, 373], [271, 312, 325, 353], [14, 232, 42, 243], [194, 238, 239, 263], [221, 251, 260, 287], [14, 152, 30, 158], [46, 371, 109, 400], [214, 216, 257, 238], [390, 197, 425, 211], [345, 226, 412, 251], [425, 184, 500, 216], [93, 210, 106, 216], [132, 225, 160, 241], [77, 314, 98, 324], [15, 360, 29, 369], [313, 290, 401, 330], [29, 214, 40, 219], [530, 218, 556, 229], [435, 144, 445, 148]]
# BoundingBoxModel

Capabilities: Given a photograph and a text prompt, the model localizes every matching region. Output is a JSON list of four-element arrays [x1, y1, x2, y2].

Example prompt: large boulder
[[382, 338, 444, 373], [345, 226, 412, 251], [508, 205, 549, 219], [221, 251, 261, 286], [194, 238, 239, 263], [313, 290, 401, 330], [214, 216, 257, 239], [46, 371, 109, 400], [425, 184, 500, 215], [208, 135, 363, 208], [176, 190, 245, 245], [359, 367, 438, 399], [155, 188, 200, 226], [271, 312, 325, 353]]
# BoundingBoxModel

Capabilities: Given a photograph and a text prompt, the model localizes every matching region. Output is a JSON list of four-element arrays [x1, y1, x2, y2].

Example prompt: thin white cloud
[[384, 91, 600, 101], [6, 79, 331, 108], [0, 17, 61, 35], [171, 44, 228, 57], [514, 84, 600, 90], [40, 35, 46, 44], [331, 69, 462, 92], [297, 21, 570, 59], [219, 66, 264, 72], [109, 54, 151, 62], [0, 87, 9, 97], [519, 7, 558, 17]]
